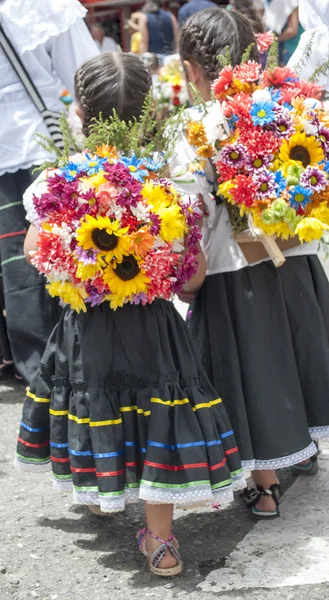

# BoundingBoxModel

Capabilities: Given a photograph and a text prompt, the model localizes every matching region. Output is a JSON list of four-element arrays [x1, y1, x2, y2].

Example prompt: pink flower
[[256, 31, 275, 54]]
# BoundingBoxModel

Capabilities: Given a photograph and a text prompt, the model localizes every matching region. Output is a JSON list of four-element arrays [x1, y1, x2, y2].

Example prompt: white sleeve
[[48, 19, 100, 96], [23, 170, 49, 225]]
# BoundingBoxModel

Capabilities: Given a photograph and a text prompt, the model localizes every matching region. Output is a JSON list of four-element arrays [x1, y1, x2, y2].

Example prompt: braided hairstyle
[[75, 53, 152, 136], [229, 0, 264, 34], [180, 7, 259, 83]]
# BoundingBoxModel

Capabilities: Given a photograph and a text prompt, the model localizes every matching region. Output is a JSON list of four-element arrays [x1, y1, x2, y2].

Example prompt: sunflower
[[76, 215, 130, 263], [103, 255, 150, 310], [47, 281, 87, 313], [279, 132, 324, 170]]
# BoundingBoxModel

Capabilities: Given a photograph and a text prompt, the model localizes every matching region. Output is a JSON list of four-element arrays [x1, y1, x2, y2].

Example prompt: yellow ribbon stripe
[[193, 398, 222, 411], [120, 406, 151, 417], [26, 388, 50, 404], [68, 414, 90, 424], [89, 418, 122, 427], [49, 409, 69, 416], [151, 398, 190, 407]]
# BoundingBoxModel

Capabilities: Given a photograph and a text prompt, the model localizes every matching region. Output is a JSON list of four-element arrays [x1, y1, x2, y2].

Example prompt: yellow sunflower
[[103, 255, 150, 310], [47, 281, 87, 313], [279, 132, 324, 170], [76, 215, 130, 263]]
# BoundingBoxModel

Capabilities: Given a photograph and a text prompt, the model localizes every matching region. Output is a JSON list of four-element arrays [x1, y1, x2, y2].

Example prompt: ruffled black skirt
[[16, 300, 245, 512], [188, 256, 328, 470]]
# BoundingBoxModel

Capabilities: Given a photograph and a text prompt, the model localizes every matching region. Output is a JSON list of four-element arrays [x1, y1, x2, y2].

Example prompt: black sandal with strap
[[249, 484, 281, 520]]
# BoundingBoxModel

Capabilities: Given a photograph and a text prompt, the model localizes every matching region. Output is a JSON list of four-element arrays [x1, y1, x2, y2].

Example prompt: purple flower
[[130, 292, 148, 305], [254, 168, 276, 198], [185, 224, 202, 250], [75, 246, 99, 265], [61, 181, 80, 209], [117, 179, 142, 208], [300, 166, 327, 192], [47, 172, 67, 196], [104, 162, 133, 186], [33, 192, 61, 218], [245, 154, 271, 173], [319, 125, 329, 154], [149, 212, 161, 235], [173, 254, 198, 293], [221, 143, 247, 170], [85, 290, 105, 307]]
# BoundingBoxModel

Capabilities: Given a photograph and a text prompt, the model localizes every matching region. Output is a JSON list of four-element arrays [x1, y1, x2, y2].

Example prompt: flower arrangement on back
[[29, 68, 200, 313], [186, 34, 329, 248]]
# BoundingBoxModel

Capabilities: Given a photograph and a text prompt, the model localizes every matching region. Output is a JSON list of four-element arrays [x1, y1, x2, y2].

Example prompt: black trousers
[[0, 168, 62, 384]]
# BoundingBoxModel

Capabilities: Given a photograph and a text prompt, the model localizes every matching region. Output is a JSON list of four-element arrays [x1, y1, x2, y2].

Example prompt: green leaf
[[265, 38, 279, 70], [241, 42, 256, 64]]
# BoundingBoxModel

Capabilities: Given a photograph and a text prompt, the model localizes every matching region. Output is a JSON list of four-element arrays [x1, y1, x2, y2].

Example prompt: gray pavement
[[1, 381, 329, 600]]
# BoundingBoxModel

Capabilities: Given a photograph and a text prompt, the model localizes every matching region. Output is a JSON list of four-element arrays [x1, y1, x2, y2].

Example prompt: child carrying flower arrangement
[[15, 52, 245, 577], [170, 7, 329, 520]]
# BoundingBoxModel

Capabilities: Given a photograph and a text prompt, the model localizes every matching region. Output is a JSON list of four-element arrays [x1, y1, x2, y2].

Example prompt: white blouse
[[0, 0, 99, 175], [169, 103, 317, 275]]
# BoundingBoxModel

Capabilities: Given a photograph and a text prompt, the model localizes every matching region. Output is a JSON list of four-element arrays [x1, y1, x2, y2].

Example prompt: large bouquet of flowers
[[186, 39, 329, 253], [30, 112, 201, 313]]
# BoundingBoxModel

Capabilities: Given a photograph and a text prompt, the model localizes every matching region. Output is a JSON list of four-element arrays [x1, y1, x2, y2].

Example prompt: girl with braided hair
[[16, 51, 245, 577], [170, 6, 329, 520]]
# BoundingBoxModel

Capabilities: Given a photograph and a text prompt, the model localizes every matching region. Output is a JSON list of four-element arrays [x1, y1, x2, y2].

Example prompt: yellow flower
[[309, 201, 329, 225], [251, 209, 293, 239], [47, 281, 87, 313], [218, 181, 235, 203], [157, 202, 187, 242], [279, 132, 324, 169], [186, 121, 208, 147], [296, 217, 329, 243], [95, 144, 118, 160], [76, 262, 99, 282], [196, 144, 214, 159], [83, 172, 107, 189], [142, 180, 174, 210], [103, 255, 150, 310], [76, 215, 130, 263]]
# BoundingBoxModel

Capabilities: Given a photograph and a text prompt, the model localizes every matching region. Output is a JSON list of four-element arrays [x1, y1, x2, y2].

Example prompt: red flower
[[262, 66, 298, 88], [231, 175, 257, 207], [172, 95, 181, 106], [172, 84, 181, 93], [294, 79, 323, 100], [241, 129, 280, 158], [233, 61, 260, 83], [222, 92, 252, 119], [256, 31, 275, 54], [212, 66, 234, 99], [120, 212, 139, 232], [216, 162, 239, 182]]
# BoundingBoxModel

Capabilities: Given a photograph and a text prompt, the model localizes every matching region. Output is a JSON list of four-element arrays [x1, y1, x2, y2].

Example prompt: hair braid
[[74, 68, 94, 137], [180, 7, 259, 83]]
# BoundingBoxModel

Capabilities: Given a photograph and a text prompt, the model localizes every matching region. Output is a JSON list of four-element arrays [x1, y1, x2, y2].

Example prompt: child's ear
[[183, 60, 198, 84], [75, 104, 84, 123]]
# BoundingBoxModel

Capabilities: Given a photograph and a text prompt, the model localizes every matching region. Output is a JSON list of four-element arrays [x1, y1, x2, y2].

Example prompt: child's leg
[[144, 503, 177, 569], [252, 470, 279, 511]]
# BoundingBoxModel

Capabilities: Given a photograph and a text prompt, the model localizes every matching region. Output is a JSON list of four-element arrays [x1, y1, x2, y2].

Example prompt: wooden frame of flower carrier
[[235, 232, 300, 267]]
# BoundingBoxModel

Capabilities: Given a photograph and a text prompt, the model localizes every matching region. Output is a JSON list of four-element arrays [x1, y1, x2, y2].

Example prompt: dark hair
[[142, 0, 162, 13], [180, 7, 259, 82], [229, 0, 264, 34], [75, 53, 152, 136]]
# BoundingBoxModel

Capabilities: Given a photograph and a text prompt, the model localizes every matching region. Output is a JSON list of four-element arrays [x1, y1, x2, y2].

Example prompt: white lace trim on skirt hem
[[241, 441, 317, 471], [309, 426, 329, 439], [14, 456, 51, 473]]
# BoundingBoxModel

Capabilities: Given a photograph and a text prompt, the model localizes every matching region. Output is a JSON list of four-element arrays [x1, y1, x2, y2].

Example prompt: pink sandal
[[137, 528, 183, 577]]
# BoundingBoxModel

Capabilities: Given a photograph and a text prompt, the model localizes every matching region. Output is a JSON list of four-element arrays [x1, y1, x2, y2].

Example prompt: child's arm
[[182, 249, 206, 295], [24, 224, 38, 264], [278, 8, 299, 43]]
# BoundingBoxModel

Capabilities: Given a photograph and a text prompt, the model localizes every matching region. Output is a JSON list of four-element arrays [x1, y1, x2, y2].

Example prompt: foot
[[146, 533, 178, 569], [291, 455, 319, 475], [255, 494, 277, 513]]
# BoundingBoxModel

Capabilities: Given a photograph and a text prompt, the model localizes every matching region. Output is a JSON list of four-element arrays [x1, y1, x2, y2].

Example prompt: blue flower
[[84, 154, 108, 175], [121, 154, 149, 182], [283, 101, 293, 112], [275, 171, 287, 196], [289, 185, 313, 210], [269, 87, 281, 103], [250, 101, 276, 126], [322, 160, 329, 174], [61, 161, 86, 182], [145, 155, 164, 172]]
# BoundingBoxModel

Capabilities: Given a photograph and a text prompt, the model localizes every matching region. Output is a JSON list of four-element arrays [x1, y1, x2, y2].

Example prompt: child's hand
[[177, 291, 195, 304]]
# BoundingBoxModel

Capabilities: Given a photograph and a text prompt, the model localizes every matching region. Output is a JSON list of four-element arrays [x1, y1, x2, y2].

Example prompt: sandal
[[137, 528, 183, 577], [249, 484, 281, 520], [88, 505, 112, 517], [291, 454, 319, 476]]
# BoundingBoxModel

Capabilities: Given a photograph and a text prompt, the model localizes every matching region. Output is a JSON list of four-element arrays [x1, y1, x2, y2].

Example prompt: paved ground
[[1, 380, 329, 600]]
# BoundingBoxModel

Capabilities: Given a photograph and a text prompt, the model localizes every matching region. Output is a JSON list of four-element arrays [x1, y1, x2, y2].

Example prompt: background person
[[139, 0, 179, 59], [0, 0, 98, 384], [91, 23, 121, 53]]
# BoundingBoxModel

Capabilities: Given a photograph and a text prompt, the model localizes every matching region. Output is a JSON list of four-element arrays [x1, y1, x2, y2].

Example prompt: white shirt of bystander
[[0, 0, 99, 176]]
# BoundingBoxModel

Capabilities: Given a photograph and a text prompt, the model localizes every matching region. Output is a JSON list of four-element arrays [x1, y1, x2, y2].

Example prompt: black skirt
[[188, 255, 328, 470], [16, 300, 245, 512]]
